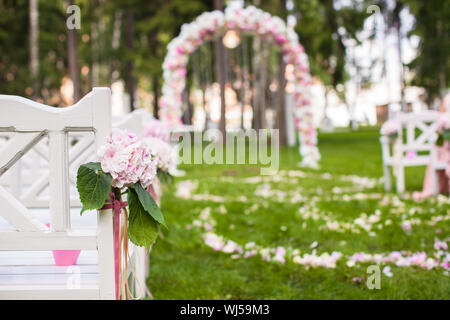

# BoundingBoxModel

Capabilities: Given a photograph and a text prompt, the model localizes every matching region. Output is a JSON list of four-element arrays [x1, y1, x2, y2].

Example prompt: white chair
[[380, 111, 447, 194], [0, 88, 116, 299]]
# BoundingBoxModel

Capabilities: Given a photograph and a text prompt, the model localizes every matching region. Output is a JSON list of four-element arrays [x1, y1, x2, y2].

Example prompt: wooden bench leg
[[383, 165, 392, 191], [396, 165, 405, 193], [431, 167, 439, 195], [133, 246, 148, 299]]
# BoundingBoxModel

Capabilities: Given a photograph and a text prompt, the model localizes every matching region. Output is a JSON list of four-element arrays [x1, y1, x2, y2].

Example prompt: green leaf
[[76, 162, 112, 214], [127, 188, 159, 247], [82, 162, 102, 171], [442, 130, 450, 142], [157, 169, 173, 185], [133, 182, 167, 228], [436, 133, 444, 146]]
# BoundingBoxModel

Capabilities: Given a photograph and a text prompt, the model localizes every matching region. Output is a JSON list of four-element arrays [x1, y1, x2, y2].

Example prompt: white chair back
[[0, 88, 115, 299]]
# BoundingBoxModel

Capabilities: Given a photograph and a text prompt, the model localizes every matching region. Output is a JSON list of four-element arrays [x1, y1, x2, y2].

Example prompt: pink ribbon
[[101, 192, 127, 300]]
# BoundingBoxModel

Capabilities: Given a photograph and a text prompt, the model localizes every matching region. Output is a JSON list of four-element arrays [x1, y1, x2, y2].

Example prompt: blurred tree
[[372, 0, 407, 111], [0, 0, 32, 97], [30, 0, 39, 100], [293, 0, 367, 92], [124, 9, 136, 111], [5, 0, 445, 117], [128, 0, 213, 117], [215, 0, 227, 136], [277, 0, 287, 146], [0, 0, 68, 104], [407, 0, 450, 103], [67, 0, 81, 102], [259, 0, 368, 127]]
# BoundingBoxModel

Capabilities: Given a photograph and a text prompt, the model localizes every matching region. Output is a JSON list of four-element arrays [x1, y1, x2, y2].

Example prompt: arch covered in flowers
[[160, 6, 320, 167]]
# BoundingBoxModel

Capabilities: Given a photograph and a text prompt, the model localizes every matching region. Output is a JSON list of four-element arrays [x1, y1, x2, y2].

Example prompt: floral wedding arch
[[160, 6, 320, 167]]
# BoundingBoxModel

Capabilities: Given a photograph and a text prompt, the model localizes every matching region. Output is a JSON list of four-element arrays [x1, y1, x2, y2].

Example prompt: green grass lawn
[[148, 127, 450, 299]]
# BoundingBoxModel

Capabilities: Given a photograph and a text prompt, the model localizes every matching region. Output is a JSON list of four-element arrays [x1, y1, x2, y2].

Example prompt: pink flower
[[437, 114, 450, 132], [401, 221, 412, 231], [178, 68, 187, 77], [244, 250, 257, 258], [275, 34, 287, 44], [273, 246, 286, 264], [406, 151, 417, 159], [176, 46, 184, 55], [98, 128, 158, 189], [204, 233, 224, 251], [434, 239, 448, 251]]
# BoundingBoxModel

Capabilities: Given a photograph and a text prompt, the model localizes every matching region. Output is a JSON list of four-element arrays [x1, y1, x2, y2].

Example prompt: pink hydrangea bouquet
[[76, 128, 166, 248]]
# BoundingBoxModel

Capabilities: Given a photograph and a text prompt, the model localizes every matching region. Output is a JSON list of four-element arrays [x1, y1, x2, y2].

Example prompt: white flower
[[382, 266, 393, 277], [143, 137, 176, 173], [310, 241, 318, 249]]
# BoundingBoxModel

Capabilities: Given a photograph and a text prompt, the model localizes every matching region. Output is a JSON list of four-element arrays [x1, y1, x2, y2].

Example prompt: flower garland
[[160, 6, 320, 167]]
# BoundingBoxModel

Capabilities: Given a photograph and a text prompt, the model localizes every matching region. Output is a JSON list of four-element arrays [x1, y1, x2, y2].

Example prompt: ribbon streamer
[[99, 180, 161, 300], [101, 192, 127, 300]]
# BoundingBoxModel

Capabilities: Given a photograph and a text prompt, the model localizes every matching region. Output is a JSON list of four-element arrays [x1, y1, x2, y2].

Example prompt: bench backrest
[[0, 107, 153, 208], [0, 88, 111, 228], [0, 88, 116, 299], [397, 111, 440, 152]]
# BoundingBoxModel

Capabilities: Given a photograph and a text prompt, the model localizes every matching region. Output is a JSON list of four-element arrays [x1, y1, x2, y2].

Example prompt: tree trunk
[[183, 79, 193, 124], [91, 19, 99, 87], [67, 0, 81, 103], [153, 75, 159, 119], [259, 43, 269, 129], [125, 10, 136, 111], [252, 34, 261, 130], [241, 36, 249, 129], [29, 0, 39, 100], [393, 3, 406, 112], [277, 54, 287, 146], [110, 10, 122, 83], [436, 20, 446, 100], [214, 0, 226, 136], [277, 0, 287, 146]]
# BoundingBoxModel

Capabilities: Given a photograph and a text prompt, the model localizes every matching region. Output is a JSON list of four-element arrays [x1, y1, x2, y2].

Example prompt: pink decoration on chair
[[406, 151, 417, 159], [46, 224, 81, 266]]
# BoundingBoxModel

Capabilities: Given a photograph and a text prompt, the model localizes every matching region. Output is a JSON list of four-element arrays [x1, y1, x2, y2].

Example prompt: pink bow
[[101, 192, 127, 300]]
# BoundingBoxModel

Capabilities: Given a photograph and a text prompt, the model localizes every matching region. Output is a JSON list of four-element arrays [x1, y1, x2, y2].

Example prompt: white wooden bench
[[380, 111, 447, 194], [0, 88, 146, 299]]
